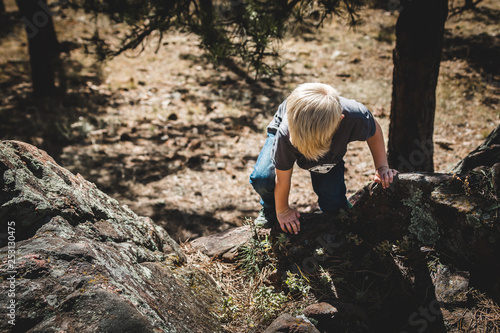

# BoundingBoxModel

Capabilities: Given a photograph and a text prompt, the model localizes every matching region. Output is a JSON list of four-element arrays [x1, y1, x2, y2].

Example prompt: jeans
[[249, 133, 348, 213], [249, 133, 277, 212]]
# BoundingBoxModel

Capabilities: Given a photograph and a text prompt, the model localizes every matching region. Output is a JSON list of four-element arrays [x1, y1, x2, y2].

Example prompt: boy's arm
[[275, 168, 301, 234], [366, 119, 398, 189]]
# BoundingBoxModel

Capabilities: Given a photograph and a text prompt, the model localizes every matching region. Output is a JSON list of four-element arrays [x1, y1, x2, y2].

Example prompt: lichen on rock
[[402, 187, 440, 244], [0, 140, 224, 332]]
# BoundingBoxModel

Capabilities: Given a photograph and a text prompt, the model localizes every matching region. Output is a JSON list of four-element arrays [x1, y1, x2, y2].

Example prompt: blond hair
[[286, 83, 342, 161]]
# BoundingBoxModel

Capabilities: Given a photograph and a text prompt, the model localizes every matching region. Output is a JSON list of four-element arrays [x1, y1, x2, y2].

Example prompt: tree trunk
[[15, 0, 60, 97], [387, 0, 448, 172]]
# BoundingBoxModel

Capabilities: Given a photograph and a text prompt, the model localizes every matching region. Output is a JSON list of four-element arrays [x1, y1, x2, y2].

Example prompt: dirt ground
[[1, 0, 499, 243]]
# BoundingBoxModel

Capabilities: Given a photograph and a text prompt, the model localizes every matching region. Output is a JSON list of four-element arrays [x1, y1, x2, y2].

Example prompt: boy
[[249, 82, 397, 234]]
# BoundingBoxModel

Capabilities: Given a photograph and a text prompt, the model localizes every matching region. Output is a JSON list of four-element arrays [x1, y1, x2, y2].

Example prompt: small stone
[[120, 133, 132, 141], [303, 302, 338, 320], [190, 225, 253, 259], [221, 247, 239, 262], [302, 301, 367, 331], [432, 265, 469, 305], [263, 313, 320, 333], [188, 139, 202, 151]]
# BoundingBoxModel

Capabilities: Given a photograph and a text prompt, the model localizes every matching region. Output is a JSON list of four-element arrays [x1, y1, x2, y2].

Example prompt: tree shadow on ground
[[151, 206, 233, 243], [443, 32, 500, 77], [0, 52, 110, 160], [181, 52, 288, 116], [0, 10, 21, 40], [444, 4, 500, 79], [449, 3, 500, 23]]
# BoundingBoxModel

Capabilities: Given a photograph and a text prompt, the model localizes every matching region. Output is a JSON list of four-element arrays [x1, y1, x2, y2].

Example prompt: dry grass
[[469, 291, 500, 332], [443, 290, 500, 332], [180, 220, 315, 332], [181, 242, 283, 332]]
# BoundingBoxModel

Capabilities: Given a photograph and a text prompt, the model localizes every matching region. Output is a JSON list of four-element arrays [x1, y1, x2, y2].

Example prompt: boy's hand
[[277, 208, 301, 234], [374, 166, 398, 189]]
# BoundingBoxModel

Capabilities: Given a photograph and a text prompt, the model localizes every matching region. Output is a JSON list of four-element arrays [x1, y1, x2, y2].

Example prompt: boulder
[[349, 170, 500, 266], [265, 126, 500, 332], [0, 141, 223, 332]]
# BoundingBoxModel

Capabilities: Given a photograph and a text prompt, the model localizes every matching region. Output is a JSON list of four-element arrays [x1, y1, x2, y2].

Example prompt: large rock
[[264, 126, 500, 332], [0, 141, 223, 332]]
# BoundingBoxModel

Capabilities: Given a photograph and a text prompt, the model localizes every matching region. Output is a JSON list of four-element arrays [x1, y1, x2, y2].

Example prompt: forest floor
[[1, 0, 499, 244]]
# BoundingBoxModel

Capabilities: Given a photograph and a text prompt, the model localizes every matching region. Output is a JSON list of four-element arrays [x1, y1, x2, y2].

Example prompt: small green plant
[[318, 266, 332, 285], [374, 240, 392, 256], [220, 296, 239, 323], [238, 219, 275, 277], [426, 254, 443, 273], [453, 170, 499, 203], [394, 235, 410, 254], [318, 266, 339, 298], [238, 241, 263, 277], [252, 285, 287, 322], [285, 271, 311, 297], [260, 234, 272, 252], [276, 232, 290, 248], [345, 232, 363, 245]]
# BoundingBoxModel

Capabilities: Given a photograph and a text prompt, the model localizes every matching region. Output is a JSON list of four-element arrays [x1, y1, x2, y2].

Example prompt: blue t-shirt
[[267, 96, 376, 173]]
